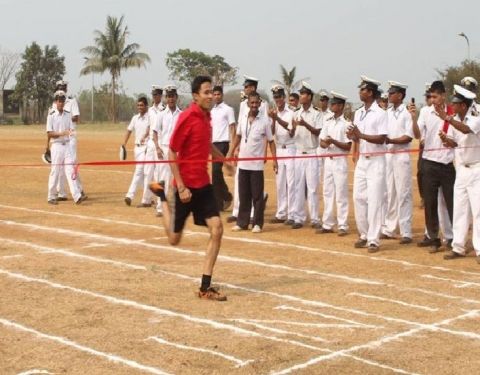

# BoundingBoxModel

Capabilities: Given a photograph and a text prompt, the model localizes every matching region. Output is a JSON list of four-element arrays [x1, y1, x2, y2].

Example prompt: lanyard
[[245, 117, 254, 143]]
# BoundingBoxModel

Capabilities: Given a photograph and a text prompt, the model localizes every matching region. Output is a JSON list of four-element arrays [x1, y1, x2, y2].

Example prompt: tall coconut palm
[[80, 15, 150, 122], [272, 65, 309, 96]]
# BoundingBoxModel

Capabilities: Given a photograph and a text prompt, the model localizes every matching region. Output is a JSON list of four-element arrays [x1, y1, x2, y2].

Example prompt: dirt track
[[0, 124, 479, 375]]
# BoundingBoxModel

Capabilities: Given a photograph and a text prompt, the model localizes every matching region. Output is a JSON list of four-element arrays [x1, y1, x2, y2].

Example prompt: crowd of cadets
[[45, 75, 480, 265]]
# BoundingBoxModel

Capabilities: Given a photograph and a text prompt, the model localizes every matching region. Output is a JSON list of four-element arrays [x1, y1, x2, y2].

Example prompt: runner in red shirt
[[149, 75, 232, 301]]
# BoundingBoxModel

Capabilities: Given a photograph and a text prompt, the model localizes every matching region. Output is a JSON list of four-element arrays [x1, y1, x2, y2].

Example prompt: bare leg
[[203, 216, 223, 275]]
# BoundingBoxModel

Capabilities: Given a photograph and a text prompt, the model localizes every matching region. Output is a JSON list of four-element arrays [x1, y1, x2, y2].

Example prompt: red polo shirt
[[169, 102, 212, 188]]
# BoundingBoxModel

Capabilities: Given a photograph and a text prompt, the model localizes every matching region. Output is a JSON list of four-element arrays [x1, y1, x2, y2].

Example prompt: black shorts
[[172, 184, 220, 233]]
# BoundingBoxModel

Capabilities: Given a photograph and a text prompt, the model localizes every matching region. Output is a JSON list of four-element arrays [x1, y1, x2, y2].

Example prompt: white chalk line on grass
[[16, 370, 52, 375], [147, 336, 254, 368], [231, 319, 374, 330], [421, 274, 480, 289], [0, 318, 171, 375], [0, 254, 23, 259], [4, 237, 480, 346], [7, 240, 477, 345], [0, 219, 382, 286], [82, 243, 109, 249], [270, 310, 480, 375], [274, 305, 381, 329], [348, 293, 439, 312], [0, 267, 414, 374], [2, 203, 480, 280]]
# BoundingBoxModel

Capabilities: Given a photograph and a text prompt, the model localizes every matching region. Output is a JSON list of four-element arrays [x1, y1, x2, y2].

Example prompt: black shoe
[[311, 222, 322, 229], [368, 243, 380, 253], [445, 239, 453, 250], [417, 236, 434, 247], [399, 237, 412, 245], [48, 199, 58, 205], [124, 197, 132, 206], [75, 194, 87, 205], [56, 196, 68, 202], [316, 227, 334, 234], [291, 223, 303, 229], [444, 250, 464, 260], [226, 216, 237, 223], [380, 233, 395, 240], [354, 239, 367, 248], [270, 217, 286, 224], [428, 239, 442, 253], [338, 229, 348, 237], [284, 219, 294, 226]]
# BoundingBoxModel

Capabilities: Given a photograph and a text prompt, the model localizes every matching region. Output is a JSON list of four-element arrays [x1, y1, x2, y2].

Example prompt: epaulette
[[472, 109, 479, 117], [325, 115, 335, 121], [295, 106, 301, 112], [49, 109, 55, 115], [313, 106, 320, 111], [68, 95, 73, 99], [64, 110, 70, 113]]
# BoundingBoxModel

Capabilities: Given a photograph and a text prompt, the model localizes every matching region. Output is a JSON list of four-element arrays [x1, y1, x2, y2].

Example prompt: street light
[[458, 32, 470, 61]]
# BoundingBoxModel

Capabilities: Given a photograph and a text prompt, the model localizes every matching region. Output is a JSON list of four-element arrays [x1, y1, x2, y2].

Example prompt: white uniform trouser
[[322, 156, 349, 230], [126, 145, 150, 204], [144, 140, 160, 211], [353, 156, 386, 246], [382, 153, 413, 238], [452, 164, 480, 256], [275, 146, 296, 220], [155, 145, 172, 211], [293, 150, 319, 224], [48, 142, 81, 202], [58, 136, 83, 197]]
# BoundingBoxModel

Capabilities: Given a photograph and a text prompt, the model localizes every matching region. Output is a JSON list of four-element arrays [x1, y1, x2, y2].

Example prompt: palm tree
[[80, 15, 150, 122], [272, 65, 309, 96]]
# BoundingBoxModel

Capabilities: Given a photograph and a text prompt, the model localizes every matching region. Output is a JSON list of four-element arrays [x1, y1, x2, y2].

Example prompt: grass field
[[0, 124, 479, 375]]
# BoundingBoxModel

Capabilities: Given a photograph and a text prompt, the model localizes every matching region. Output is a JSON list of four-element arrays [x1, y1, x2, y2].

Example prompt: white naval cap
[[380, 92, 389, 100], [54, 90, 67, 98], [163, 84, 177, 94], [452, 84, 476, 103], [387, 80, 408, 94], [271, 84, 285, 95], [425, 82, 432, 92], [330, 91, 348, 104], [358, 75, 381, 91], [460, 76, 478, 90], [56, 80, 68, 86], [243, 75, 259, 87], [299, 81, 314, 94], [318, 90, 330, 99], [151, 84, 163, 93]]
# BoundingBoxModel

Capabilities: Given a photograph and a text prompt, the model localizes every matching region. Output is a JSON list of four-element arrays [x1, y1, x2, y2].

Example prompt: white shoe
[[231, 225, 244, 232], [252, 225, 262, 233]]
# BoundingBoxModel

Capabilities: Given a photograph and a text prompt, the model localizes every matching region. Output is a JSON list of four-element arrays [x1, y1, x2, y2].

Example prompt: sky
[[0, 0, 478, 103]]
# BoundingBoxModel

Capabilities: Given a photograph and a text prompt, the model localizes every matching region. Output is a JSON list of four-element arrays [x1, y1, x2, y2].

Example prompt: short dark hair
[[137, 96, 148, 106], [248, 92, 260, 101], [192, 75, 212, 94], [430, 80, 446, 94], [213, 85, 223, 93], [289, 93, 299, 100]]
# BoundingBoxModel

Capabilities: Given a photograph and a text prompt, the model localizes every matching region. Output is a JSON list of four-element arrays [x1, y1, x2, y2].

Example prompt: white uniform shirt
[[447, 114, 480, 166], [127, 112, 150, 145], [157, 106, 182, 146], [51, 97, 80, 139], [418, 104, 455, 164], [274, 106, 294, 147], [237, 112, 273, 171], [46, 109, 73, 144], [294, 105, 323, 152], [211, 101, 235, 142], [353, 101, 388, 156], [386, 103, 414, 151], [319, 114, 352, 156], [148, 103, 165, 139]]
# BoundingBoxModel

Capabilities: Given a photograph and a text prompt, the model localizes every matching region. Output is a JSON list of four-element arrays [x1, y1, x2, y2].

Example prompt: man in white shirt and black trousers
[[228, 92, 277, 233], [440, 85, 480, 264], [414, 80, 456, 252], [211, 85, 235, 211]]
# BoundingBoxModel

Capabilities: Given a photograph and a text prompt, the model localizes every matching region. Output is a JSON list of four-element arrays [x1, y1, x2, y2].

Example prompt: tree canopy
[[437, 59, 480, 97]]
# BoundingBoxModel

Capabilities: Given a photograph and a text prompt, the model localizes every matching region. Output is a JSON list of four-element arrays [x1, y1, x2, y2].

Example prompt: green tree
[[13, 42, 65, 123], [437, 59, 480, 96], [165, 49, 238, 88], [80, 15, 150, 123], [271, 65, 308, 96]]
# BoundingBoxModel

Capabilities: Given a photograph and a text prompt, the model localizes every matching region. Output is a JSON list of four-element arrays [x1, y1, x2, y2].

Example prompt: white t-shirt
[[447, 114, 480, 166], [274, 106, 294, 146], [353, 101, 388, 156], [386, 103, 414, 151], [157, 106, 182, 146], [237, 112, 273, 171], [319, 114, 352, 156], [211, 102, 235, 142], [418, 104, 455, 164], [127, 112, 150, 145], [46, 109, 73, 144], [294, 105, 323, 152]]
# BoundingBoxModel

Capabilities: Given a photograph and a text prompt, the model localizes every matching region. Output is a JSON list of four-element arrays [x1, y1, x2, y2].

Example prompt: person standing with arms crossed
[[149, 76, 233, 301]]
